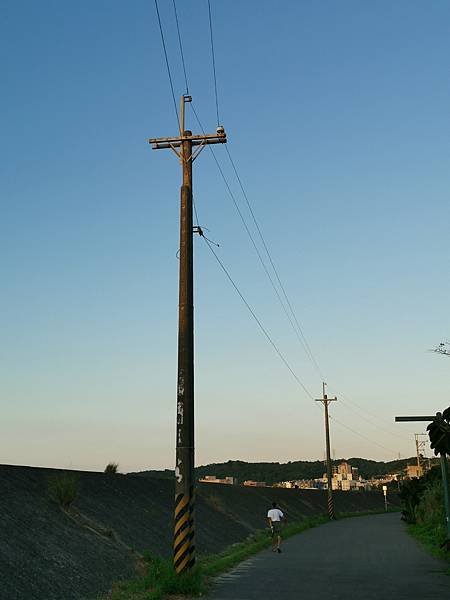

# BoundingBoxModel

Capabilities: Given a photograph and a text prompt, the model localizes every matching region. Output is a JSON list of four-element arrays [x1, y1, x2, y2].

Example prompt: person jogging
[[267, 502, 284, 553]]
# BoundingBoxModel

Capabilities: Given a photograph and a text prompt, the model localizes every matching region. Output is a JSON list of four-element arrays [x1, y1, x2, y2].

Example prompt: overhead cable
[[224, 145, 324, 380], [191, 104, 314, 370], [207, 0, 220, 125], [338, 396, 411, 442], [154, 0, 179, 124], [202, 236, 314, 401], [201, 232, 399, 458], [330, 415, 399, 457], [172, 0, 189, 95], [222, 143, 409, 447]]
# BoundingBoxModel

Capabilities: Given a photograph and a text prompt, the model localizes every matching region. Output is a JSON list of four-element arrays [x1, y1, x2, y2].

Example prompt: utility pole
[[149, 95, 227, 572], [316, 382, 337, 520], [414, 433, 428, 476]]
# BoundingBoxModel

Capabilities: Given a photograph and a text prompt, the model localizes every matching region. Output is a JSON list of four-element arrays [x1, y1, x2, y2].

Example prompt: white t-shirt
[[267, 508, 284, 522]]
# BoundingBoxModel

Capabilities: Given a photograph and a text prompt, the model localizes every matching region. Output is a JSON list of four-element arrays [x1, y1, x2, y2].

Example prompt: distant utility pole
[[316, 382, 337, 520], [149, 95, 227, 573], [414, 433, 428, 475]]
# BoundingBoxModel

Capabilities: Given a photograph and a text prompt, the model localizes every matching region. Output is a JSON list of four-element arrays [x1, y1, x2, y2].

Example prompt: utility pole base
[[327, 496, 336, 520], [173, 487, 196, 572]]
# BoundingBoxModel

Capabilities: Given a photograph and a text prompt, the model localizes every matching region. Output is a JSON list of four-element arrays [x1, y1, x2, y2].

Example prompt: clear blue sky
[[1, 1, 449, 472]]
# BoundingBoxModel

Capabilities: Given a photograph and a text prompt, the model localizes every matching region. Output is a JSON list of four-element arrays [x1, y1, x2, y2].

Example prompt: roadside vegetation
[[400, 465, 450, 563], [100, 508, 398, 600]]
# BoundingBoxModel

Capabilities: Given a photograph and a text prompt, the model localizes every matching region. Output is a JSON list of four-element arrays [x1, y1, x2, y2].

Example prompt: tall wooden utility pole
[[316, 382, 337, 519], [149, 95, 227, 572]]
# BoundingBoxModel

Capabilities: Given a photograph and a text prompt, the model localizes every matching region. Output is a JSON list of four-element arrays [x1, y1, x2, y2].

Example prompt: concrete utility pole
[[149, 95, 227, 573], [316, 383, 337, 519]]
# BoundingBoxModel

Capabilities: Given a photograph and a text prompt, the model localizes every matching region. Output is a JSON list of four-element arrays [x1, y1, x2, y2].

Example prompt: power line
[[194, 192, 316, 400], [207, 0, 220, 126], [167, 21, 402, 458], [224, 145, 325, 381], [172, 0, 189, 95], [201, 236, 314, 400], [190, 104, 317, 373], [191, 103, 403, 456], [216, 136, 408, 450], [154, 0, 179, 125], [330, 414, 399, 457], [177, 17, 322, 381], [202, 233, 399, 458], [338, 395, 411, 442], [151, 1, 402, 468]]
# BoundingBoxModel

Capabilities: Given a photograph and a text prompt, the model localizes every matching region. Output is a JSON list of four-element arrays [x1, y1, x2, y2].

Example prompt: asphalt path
[[207, 513, 450, 599]]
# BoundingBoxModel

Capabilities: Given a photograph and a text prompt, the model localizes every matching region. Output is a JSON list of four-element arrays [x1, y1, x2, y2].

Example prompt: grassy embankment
[[100, 508, 399, 600], [400, 465, 450, 568]]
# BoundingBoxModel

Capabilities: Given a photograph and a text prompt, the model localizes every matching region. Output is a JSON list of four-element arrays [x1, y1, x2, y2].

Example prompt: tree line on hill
[[134, 457, 423, 485]]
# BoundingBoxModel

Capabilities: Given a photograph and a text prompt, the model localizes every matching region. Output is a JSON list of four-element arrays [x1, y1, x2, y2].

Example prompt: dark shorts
[[271, 521, 282, 536]]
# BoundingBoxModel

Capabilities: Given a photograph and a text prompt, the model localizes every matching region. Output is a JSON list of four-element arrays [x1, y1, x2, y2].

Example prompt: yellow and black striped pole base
[[327, 494, 335, 520], [188, 489, 195, 568], [174, 489, 195, 573]]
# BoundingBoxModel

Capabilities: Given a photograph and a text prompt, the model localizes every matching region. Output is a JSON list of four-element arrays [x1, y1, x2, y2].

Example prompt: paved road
[[207, 513, 450, 599]]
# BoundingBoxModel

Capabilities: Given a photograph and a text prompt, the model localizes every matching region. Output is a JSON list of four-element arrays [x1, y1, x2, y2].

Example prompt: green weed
[[105, 553, 203, 600], [48, 472, 79, 509], [104, 462, 119, 474]]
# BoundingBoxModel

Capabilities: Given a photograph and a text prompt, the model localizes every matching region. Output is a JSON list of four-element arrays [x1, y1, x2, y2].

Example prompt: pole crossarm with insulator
[[149, 95, 227, 573]]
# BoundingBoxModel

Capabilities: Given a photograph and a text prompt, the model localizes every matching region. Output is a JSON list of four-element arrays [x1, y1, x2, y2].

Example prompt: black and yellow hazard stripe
[[174, 492, 191, 573], [327, 495, 335, 520], [188, 486, 196, 568]]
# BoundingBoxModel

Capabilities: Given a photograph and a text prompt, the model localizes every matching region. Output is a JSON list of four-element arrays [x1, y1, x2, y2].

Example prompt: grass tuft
[[48, 473, 79, 509], [104, 462, 119, 474], [105, 553, 203, 600]]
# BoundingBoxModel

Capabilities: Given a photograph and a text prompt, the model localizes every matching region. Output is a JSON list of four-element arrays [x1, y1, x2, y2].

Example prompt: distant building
[[243, 480, 266, 487], [406, 465, 422, 479], [273, 461, 372, 492], [275, 480, 318, 490], [199, 475, 237, 485], [327, 461, 370, 491], [369, 473, 400, 488]]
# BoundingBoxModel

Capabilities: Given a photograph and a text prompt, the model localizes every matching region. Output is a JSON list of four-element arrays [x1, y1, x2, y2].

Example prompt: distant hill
[[135, 457, 427, 485]]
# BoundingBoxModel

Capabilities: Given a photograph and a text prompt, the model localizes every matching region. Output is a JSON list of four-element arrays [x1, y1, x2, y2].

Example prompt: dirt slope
[[0, 464, 399, 600]]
